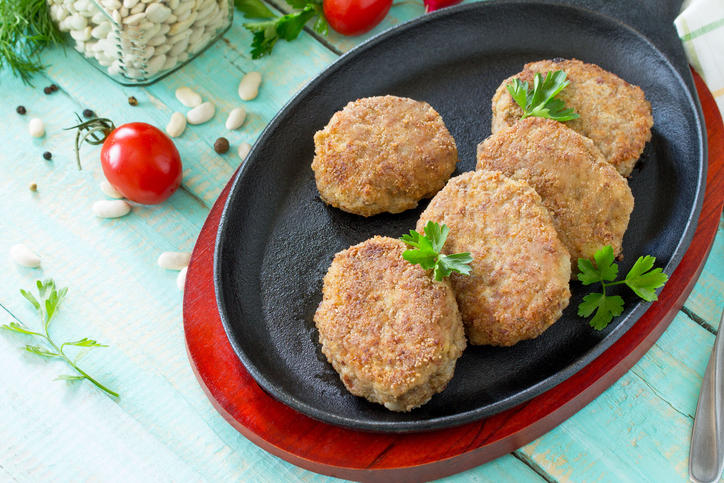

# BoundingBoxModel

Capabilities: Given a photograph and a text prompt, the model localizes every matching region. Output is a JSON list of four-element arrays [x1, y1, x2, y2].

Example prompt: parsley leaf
[[400, 222, 473, 281], [238, 0, 327, 59], [1, 279, 119, 397], [506, 70, 580, 122], [577, 246, 668, 331]]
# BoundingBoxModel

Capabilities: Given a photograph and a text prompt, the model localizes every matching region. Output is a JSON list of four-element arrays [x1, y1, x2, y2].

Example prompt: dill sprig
[[0, 0, 64, 84]]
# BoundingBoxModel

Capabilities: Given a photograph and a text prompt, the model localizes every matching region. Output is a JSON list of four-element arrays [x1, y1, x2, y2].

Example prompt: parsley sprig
[[506, 70, 580, 122], [577, 246, 668, 330], [235, 0, 328, 59], [1, 279, 119, 397], [400, 221, 473, 281]]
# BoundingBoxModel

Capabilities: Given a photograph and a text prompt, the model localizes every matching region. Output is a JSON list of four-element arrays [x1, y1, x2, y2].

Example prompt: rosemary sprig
[[1, 279, 119, 397]]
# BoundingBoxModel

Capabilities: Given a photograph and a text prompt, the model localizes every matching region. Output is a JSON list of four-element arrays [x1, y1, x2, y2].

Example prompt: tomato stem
[[64, 116, 116, 171]]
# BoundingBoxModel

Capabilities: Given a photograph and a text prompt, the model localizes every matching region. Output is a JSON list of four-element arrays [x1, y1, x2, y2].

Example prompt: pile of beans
[[48, 0, 232, 82]]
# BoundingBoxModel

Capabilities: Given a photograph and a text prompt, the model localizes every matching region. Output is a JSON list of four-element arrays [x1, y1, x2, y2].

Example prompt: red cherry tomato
[[323, 0, 392, 36], [100, 122, 182, 205]]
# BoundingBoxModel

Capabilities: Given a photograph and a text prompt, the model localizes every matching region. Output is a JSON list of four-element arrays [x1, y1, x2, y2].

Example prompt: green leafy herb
[[506, 70, 580, 122], [1, 279, 119, 397], [577, 246, 668, 330], [400, 221, 473, 281], [0, 0, 64, 84], [235, 0, 327, 59]]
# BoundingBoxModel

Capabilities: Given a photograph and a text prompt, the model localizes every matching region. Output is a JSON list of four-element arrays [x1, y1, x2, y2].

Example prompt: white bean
[[145, 3, 171, 23], [69, 12, 87, 30], [225, 107, 246, 130], [29, 118, 44, 137], [238, 71, 261, 101], [130, 3, 145, 14], [158, 251, 191, 270], [123, 0, 139, 8], [93, 199, 131, 218], [100, 179, 124, 198], [238, 142, 251, 160], [11, 244, 41, 268], [70, 26, 92, 41], [175, 86, 201, 107], [177, 266, 187, 291], [122, 12, 145, 23], [187, 102, 214, 124], [166, 112, 186, 137]]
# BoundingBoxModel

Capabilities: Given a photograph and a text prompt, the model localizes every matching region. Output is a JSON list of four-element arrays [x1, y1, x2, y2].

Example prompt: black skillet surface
[[214, 1, 706, 432]]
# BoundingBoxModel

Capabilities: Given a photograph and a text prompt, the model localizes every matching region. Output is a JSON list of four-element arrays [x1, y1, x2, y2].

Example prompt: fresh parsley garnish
[[506, 70, 580, 122], [1, 279, 119, 397], [577, 246, 668, 330], [400, 222, 473, 281], [235, 0, 328, 59]]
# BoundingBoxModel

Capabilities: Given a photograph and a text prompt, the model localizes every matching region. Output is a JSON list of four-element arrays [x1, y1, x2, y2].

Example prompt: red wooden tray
[[183, 70, 724, 483]]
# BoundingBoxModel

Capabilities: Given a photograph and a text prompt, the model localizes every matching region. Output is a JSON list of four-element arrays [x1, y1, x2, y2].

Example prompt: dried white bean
[[174, 0, 194, 15], [92, 11, 106, 23], [187, 102, 214, 124], [69, 12, 87, 30], [177, 51, 188, 62], [91, 21, 112, 38], [145, 53, 166, 76], [71, 26, 92, 41], [166, 112, 186, 137], [158, 251, 191, 270], [112, 9, 121, 23], [102, 0, 121, 9], [167, 0, 179, 9], [130, 3, 145, 14], [165, 13, 177, 24], [145, 3, 171, 23], [238, 71, 261, 101], [167, 28, 192, 44], [100, 179, 124, 198], [11, 244, 41, 268], [161, 54, 178, 70], [177, 266, 187, 291], [122, 12, 145, 23], [93, 200, 131, 218], [123, 0, 139, 8], [176, 86, 202, 109], [188, 25, 204, 44], [169, 37, 188, 56], [29, 118, 44, 137], [225, 107, 246, 130], [158, 23, 171, 35], [238, 142, 251, 160], [154, 43, 172, 55], [120, 6, 128, 16], [147, 33, 167, 46], [176, 9, 191, 22]]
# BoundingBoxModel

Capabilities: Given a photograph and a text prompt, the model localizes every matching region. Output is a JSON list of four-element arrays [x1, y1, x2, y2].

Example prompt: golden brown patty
[[491, 58, 653, 177], [314, 236, 466, 411], [417, 170, 571, 346], [312, 95, 459, 217], [477, 117, 634, 276]]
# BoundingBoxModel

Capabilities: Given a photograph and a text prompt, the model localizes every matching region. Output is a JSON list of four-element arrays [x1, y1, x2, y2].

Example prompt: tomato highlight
[[323, 0, 392, 36]]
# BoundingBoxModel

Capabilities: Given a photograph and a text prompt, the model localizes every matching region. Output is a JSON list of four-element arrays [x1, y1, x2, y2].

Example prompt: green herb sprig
[[400, 221, 473, 281], [577, 246, 668, 330], [1, 279, 119, 397], [235, 0, 328, 59], [0, 0, 64, 84], [506, 70, 580, 122]]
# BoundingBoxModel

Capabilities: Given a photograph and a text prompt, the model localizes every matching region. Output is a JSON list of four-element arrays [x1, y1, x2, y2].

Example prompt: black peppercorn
[[128, 96, 138, 106], [83, 109, 94, 118], [16, 106, 26, 115], [214, 137, 230, 154], [50, 84, 59, 92], [43, 151, 52, 160], [43, 86, 52, 95]]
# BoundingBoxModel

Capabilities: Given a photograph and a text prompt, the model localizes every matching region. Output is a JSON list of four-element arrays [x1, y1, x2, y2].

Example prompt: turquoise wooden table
[[2, 1, 723, 481]]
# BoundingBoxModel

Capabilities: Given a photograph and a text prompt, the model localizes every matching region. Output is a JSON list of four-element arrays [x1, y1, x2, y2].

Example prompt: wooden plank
[[520, 311, 710, 482]]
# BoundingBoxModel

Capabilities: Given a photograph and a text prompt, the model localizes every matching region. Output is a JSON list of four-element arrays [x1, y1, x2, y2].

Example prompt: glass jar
[[47, 0, 233, 85]]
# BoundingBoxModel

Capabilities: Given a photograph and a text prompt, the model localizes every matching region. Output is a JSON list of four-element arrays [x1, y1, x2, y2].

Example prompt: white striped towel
[[675, 0, 724, 117]]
